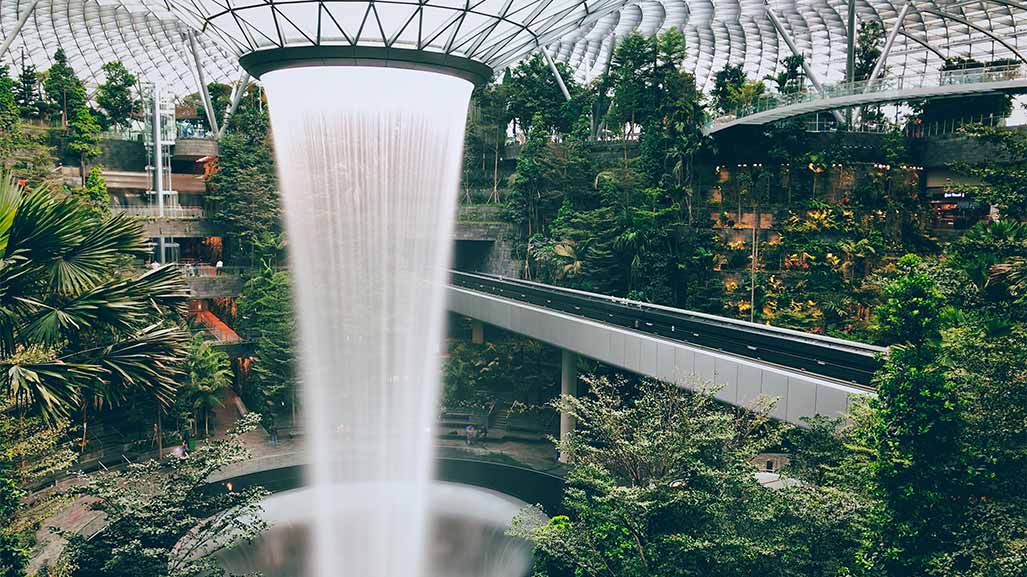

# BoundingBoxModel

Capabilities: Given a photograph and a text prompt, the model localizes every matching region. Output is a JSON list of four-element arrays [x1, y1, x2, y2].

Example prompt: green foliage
[[70, 167, 111, 218], [236, 268, 295, 423], [711, 64, 745, 115], [14, 61, 45, 121], [503, 54, 582, 133], [180, 334, 230, 437], [516, 375, 873, 577], [66, 107, 101, 171], [862, 342, 967, 576], [443, 338, 556, 409], [873, 261, 946, 344], [42, 49, 86, 125], [0, 67, 19, 135], [0, 469, 27, 577], [61, 414, 269, 577], [955, 125, 1027, 220], [853, 21, 885, 82], [0, 171, 190, 423], [95, 62, 139, 130], [204, 90, 279, 263]]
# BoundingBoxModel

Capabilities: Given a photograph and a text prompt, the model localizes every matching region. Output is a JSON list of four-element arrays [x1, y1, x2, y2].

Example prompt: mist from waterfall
[[262, 66, 472, 577]]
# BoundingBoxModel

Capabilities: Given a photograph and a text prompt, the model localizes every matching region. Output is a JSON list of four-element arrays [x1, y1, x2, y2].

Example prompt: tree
[[204, 90, 279, 263], [0, 171, 190, 427], [514, 375, 804, 577], [872, 256, 947, 345], [853, 21, 885, 82], [95, 61, 139, 130], [71, 166, 111, 218], [0, 68, 19, 136], [61, 414, 269, 577], [503, 54, 581, 134], [196, 82, 232, 133], [66, 107, 101, 179], [954, 125, 1027, 220], [42, 49, 86, 127], [236, 267, 296, 426], [183, 335, 230, 437], [711, 63, 746, 114], [607, 33, 656, 135], [14, 60, 45, 120], [861, 266, 967, 576], [0, 468, 27, 577]]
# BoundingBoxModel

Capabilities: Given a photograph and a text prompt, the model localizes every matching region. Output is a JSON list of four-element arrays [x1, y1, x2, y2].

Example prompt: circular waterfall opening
[[213, 482, 535, 577]]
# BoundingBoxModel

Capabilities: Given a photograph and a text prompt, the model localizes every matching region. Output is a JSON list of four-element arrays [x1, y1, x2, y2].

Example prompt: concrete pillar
[[471, 319, 485, 344], [559, 349, 578, 463]]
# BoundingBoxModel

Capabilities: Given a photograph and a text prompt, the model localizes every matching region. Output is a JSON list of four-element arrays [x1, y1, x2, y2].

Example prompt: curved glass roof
[[0, 0, 237, 96], [0, 0, 1023, 97], [552, 0, 1027, 89]]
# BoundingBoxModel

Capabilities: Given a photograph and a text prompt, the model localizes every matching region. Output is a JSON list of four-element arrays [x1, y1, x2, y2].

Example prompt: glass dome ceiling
[[164, 0, 631, 71], [0, 0, 238, 96], [0, 0, 1023, 96]]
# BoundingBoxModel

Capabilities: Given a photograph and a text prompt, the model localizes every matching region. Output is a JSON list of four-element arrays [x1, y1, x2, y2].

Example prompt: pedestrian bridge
[[447, 272, 885, 426], [710, 64, 1027, 133]]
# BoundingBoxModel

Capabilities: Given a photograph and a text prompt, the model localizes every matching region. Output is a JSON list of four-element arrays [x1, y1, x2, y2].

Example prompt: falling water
[[262, 67, 472, 577]]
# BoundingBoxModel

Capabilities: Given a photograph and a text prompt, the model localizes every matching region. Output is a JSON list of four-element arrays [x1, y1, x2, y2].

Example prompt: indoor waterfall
[[262, 66, 477, 577]]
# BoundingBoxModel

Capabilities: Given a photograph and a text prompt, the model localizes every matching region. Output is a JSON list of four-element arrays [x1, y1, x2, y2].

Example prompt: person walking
[[464, 425, 475, 446], [215, 259, 224, 276]]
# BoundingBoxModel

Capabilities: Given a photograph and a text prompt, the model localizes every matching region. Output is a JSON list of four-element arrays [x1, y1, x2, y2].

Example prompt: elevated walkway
[[448, 272, 885, 426], [711, 64, 1027, 133]]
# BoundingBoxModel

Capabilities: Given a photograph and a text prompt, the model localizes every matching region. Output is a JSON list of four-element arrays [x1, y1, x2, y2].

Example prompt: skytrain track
[[450, 271, 885, 389]]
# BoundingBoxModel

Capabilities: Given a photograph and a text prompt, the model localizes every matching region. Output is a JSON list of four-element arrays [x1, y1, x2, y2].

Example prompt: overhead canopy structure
[[164, 0, 631, 76], [552, 0, 1027, 90], [0, 0, 1023, 97]]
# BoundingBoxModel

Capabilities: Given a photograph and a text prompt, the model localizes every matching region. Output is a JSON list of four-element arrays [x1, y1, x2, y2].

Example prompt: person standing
[[215, 259, 224, 276]]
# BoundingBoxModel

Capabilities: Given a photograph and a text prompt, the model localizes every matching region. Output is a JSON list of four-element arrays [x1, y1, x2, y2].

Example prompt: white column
[[559, 349, 578, 463], [542, 49, 572, 102], [153, 84, 166, 264], [187, 31, 220, 136], [865, 2, 912, 91], [766, 6, 847, 125], [471, 319, 485, 344]]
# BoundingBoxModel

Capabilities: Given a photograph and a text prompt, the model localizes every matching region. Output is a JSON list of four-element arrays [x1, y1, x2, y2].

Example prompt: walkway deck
[[710, 64, 1027, 133]]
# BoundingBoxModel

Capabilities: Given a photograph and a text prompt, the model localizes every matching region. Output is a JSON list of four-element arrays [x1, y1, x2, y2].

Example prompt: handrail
[[711, 63, 1027, 128], [450, 270, 884, 387], [111, 205, 206, 219]]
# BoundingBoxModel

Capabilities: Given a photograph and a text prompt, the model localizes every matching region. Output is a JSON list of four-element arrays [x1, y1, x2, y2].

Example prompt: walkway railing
[[174, 263, 247, 277], [712, 63, 1027, 128], [112, 205, 206, 219]]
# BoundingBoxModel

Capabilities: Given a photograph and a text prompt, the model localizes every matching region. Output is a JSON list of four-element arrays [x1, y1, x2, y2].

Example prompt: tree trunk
[[205, 411, 209, 438], [492, 129, 501, 201], [81, 403, 88, 450], [156, 404, 163, 459]]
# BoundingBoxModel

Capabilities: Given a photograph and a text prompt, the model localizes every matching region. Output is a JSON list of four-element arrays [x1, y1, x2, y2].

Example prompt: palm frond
[[48, 212, 149, 295], [1, 359, 99, 422], [90, 324, 190, 410]]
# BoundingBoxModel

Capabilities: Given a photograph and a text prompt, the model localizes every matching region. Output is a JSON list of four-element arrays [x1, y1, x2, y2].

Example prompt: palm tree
[[185, 334, 230, 437], [0, 171, 190, 457]]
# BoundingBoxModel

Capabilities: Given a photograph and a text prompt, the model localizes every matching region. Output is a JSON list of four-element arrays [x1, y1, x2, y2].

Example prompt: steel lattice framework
[[0, 0, 238, 96], [0, 0, 1023, 96], [165, 0, 630, 71], [552, 0, 1027, 90]]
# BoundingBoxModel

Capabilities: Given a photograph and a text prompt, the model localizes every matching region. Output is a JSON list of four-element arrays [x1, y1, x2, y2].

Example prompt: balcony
[[174, 138, 218, 159], [111, 205, 206, 219]]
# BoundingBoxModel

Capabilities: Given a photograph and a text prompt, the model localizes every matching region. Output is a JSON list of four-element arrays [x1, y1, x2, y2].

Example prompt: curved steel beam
[[899, 29, 949, 60], [919, 7, 1027, 63]]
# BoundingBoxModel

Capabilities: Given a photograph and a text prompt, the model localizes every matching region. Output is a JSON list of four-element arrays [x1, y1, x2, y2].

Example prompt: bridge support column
[[559, 349, 578, 463], [471, 319, 485, 344]]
